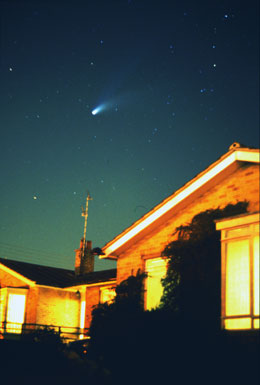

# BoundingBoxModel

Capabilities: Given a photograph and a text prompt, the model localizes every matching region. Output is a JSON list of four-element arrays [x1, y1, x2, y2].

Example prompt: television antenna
[[81, 192, 93, 251]]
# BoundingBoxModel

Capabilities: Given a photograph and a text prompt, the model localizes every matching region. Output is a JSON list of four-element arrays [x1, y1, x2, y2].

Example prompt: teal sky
[[0, 0, 259, 271]]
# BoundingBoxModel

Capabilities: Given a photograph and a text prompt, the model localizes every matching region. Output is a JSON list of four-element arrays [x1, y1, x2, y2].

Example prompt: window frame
[[216, 213, 259, 330], [143, 256, 168, 311], [1, 287, 28, 334], [99, 285, 116, 304]]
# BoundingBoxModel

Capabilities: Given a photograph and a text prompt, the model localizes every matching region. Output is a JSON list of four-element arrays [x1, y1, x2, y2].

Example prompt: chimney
[[75, 239, 94, 275]]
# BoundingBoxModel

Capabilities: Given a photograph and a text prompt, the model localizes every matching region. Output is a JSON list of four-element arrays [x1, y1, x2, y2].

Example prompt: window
[[6, 291, 27, 333], [100, 286, 116, 304], [0, 288, 27, 334], [145, 257, 167, 310], [216, 213, 259, 330]]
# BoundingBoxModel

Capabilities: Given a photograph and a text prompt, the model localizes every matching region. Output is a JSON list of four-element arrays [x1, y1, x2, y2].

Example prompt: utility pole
[[81, 192, 93, 254]]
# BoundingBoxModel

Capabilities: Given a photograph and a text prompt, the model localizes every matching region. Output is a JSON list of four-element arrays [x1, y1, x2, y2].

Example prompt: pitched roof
[[0, 258, 116, 288], [101, 143, 260, 259]]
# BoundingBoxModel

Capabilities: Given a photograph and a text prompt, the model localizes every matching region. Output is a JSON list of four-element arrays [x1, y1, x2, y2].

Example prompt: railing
[[0, 321, 89, 342]]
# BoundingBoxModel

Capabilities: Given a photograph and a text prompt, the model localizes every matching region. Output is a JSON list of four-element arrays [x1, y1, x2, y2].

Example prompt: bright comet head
[[91, 105, 103, 115]]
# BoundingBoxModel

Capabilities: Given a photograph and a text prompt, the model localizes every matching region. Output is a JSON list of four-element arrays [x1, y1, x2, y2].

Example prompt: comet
[[91, 105, 104, 115], [91, 100, 117, 116]]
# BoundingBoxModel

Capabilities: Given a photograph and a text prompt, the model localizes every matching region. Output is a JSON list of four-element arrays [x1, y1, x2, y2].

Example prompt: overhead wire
[[0, 241, 74, 268]]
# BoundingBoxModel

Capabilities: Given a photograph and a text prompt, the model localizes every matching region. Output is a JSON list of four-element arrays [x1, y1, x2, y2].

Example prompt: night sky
[[0, 0, 259, 271]]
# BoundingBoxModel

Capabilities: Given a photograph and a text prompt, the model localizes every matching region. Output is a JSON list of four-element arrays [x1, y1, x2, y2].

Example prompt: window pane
[[254, 236, 259, 316], [226, 240, 250, 316], [253, 319, 259, 329], [100, 287, 116, 304], [145, 258, 167, 310], [225, 318, 251, 330], [6, 294, 26, 333]]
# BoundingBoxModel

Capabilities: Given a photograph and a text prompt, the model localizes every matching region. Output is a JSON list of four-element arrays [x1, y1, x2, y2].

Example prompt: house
[[0, 142, 259, 339], [101, 142, 259, 330], [0, 240, 116, 340]]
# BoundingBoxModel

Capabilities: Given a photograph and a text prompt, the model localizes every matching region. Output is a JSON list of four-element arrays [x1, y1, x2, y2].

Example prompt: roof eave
[[0, 262, 36, 286], [101, 147, 260, 259]]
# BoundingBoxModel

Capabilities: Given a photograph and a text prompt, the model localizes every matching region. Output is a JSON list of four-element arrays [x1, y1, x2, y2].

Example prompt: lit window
[[100, 286, 116, 304], [145, 257, 167, 310], [216, 213, 260, 330], [6, 293, 26, 333]]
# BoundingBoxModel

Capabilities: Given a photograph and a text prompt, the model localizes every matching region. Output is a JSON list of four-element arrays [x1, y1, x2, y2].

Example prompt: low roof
[[0, 258, 116, 288], [101, 143, 260, 259]]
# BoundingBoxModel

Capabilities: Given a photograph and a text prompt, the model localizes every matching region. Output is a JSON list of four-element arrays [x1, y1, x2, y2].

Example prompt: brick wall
[[0, 269, 29, 288], [116, 163, 259, 283], [0, 269, 35, 326], [85, 286, 100, 329], [84, 283, 116, 329], [25, 287, 38, 324], [36, 287, 80, 331]]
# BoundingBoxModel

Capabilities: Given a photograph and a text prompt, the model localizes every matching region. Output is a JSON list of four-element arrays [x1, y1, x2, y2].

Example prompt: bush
[[161, 201, 248, 329]]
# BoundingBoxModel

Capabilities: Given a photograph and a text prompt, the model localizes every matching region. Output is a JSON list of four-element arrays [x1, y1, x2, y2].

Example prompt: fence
[[0, 321, 89, 342]]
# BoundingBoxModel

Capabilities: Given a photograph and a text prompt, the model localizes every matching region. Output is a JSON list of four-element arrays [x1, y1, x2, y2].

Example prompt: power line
[[0, 252, 74, 269], [0, 241, 70, 258], [0, 242, 74, 266]]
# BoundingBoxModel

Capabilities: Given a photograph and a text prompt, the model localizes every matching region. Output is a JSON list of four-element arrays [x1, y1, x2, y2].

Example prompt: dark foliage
[[114, 269, 146, 310], [160, 201, 249, 329], [80, 201, 258, 384], [21, 326, 64, 348], [87, 271, 146, 381]]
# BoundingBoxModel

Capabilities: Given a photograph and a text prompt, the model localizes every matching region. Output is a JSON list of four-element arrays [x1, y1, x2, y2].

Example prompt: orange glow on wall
[[36, 287, 79, 327], [0, 288, 7, 335], [100, 286, 116, 304]]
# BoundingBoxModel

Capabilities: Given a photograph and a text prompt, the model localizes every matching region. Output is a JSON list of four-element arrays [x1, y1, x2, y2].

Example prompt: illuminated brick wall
[[84, 284, 116, 329], [36, 287, 80, 331], [25, 287, 38, 324], [0, 265, 116, 335], [117, 163, 259, 284], [0, 269, 28, 288], [0, 288, 7, 328], [85, 286, 100, 329]]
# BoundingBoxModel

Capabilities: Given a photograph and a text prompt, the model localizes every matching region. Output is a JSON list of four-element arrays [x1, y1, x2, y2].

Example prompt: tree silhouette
[[161, 201, 249, 329]]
